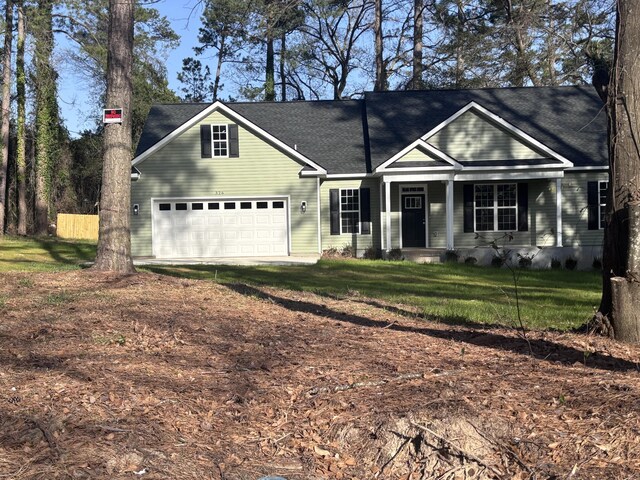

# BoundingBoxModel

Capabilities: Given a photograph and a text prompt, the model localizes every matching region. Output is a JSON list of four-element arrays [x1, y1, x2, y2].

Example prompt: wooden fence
[[56, 214, 99, 241]]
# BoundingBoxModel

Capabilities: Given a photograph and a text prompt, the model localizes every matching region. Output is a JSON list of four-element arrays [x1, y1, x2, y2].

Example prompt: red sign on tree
[[103, 108, 123, 124]]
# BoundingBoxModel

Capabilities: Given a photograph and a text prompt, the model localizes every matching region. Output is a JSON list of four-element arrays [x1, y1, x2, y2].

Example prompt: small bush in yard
[[444, 250, 459, 263], [321, 247, 340, 258], [565, 257, 578, 270], [387, 248, 403, 261], [593, 257, 603, 270], [518, 254, 533, 268], [464, 256, 477, 265], [340, 244, 355, 257], [363, 246, 382, 260], [551, 257, 562, 269], [491, 255, 505, 268]]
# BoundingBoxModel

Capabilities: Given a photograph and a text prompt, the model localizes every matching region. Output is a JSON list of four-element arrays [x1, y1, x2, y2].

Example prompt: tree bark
[[33, 0, 56, 236], [213, 35, 225, 101], [265, 34, 275, 101], [0, 0, 13, 235], [16, 0, 27, 236], [611, 202, 640, 343], [280, 31, 287, 101], [597, 0, 640, 342], [373, 0, 385, 91], [411, 0, 423, 90], [93, 0, 135, 274]]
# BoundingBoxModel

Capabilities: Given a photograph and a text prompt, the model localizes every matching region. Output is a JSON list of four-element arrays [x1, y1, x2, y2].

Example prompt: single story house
[[131, 85, 608, 266]]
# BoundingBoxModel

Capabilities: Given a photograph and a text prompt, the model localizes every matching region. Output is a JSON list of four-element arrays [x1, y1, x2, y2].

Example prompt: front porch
[[379, 175, 565, 253]]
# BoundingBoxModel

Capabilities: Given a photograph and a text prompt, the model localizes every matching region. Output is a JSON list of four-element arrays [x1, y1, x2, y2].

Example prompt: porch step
[[401, 248, 445, 264]]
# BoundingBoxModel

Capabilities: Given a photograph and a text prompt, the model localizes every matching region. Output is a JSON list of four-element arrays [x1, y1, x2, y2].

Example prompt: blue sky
[[58, 1, 203, 137]]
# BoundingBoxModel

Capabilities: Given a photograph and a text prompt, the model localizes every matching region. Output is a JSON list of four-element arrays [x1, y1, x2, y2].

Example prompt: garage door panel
[[153, 198, 289, 258]]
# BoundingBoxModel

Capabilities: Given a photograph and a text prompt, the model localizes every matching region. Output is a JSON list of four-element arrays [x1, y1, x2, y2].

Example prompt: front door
[[401, 194, 426, 247]]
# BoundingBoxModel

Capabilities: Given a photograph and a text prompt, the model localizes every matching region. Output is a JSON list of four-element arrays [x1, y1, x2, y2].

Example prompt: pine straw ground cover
[[0, 271, 639, 480]]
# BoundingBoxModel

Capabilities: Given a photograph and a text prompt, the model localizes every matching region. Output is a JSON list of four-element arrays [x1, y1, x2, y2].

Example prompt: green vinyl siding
[[320, 179, 381, 254], [131, 110, 318, 256], [395, 146, 443, 164], [561, 171, 608, 247], [427, 182, 447, 248], [428, 110, 546, 161]]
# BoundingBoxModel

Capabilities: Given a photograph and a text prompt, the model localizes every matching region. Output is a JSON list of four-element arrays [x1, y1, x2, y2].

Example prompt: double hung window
[[599, 181, 608, 229], [340, 189, 360, 234], [474, 184, 517, 231], [211, 125, 228, 157]]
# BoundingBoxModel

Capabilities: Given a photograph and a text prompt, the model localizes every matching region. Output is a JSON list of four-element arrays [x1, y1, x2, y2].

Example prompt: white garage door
[[152, 198, 289, 258]]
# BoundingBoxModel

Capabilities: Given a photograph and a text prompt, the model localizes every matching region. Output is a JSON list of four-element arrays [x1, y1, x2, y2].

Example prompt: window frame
[[339, 188, 360, 234], [473, 183, 518, 232], [210, 124, 229, 158], [598, 180, 608, 230]]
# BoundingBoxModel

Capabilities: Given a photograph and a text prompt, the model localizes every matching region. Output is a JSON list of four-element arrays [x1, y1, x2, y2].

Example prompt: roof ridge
[[364, 84, 592, 95]]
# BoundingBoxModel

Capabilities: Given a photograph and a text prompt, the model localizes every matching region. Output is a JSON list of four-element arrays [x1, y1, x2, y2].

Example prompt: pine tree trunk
[[265, 35, 275, 101], [373, 0, 385, 92], [411, 0, 423, 90], [93, 0, 135, 274], [280, 32, 287, 101], [213, 36, 225, 101], [599, 0, 640, 343], [34, 0, 56, 236], [0, 0, 13, 235], [16, 0, 27, 236]]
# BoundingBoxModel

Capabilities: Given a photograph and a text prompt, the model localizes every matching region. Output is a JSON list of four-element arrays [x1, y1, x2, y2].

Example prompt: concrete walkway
[[133, 255, 320, 266]]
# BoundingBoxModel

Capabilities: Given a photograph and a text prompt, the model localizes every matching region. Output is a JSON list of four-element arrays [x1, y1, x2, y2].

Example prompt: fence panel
[[57, 214, 99, 241]]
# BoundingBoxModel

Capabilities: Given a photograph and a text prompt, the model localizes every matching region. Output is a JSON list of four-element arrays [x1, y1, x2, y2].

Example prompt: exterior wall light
[[300, 201, 307, 213]]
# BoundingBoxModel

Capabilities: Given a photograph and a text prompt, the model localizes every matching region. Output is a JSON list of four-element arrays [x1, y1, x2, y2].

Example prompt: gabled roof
[[365, 85, 606, 170], [134, 100, 368, 175], [134, 85, 606, 175]]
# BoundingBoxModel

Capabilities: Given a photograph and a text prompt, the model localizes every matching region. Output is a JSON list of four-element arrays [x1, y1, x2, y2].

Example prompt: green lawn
[[0, 236, 96, 272], [0, 236, 601, 330], [143, 260, 601, 331]]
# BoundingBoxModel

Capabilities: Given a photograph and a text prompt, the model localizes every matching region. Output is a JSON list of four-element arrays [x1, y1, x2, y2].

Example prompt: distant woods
[[180, 0, 615, 102]]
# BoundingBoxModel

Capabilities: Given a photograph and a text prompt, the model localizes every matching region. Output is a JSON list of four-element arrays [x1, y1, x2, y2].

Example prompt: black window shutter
[[360, 188, 371, 235], [200, 125, 212, 158], [228, 124, 239, 157], [330, 189, 340, 235], [463, 184, 474, 233], [587, 181, 599, 230], [517, 183, 529, 232]]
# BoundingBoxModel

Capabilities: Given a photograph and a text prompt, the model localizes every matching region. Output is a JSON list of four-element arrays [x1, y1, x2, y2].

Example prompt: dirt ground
[[0, 270, 639, 480]]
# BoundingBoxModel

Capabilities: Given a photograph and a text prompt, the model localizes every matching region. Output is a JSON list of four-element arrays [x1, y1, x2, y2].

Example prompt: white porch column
[[385, 180, 392, 251], [556, 178, 563, 247], [379, 181, 385, 251], [446, 179, 454, 250]]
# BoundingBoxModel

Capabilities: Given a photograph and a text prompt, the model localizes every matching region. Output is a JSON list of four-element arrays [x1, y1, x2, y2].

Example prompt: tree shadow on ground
[[226, 283, 640, 373]]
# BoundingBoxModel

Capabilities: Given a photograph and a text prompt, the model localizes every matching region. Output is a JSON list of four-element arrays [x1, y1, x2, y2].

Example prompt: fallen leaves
[[0, 270, 639, 479]]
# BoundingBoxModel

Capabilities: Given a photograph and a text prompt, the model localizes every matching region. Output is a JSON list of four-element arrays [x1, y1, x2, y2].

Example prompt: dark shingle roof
[[228, 101, 368, 174], [135, 103, 211, 157], [135, 85, 606, 173], [364, 85, 607, 169]]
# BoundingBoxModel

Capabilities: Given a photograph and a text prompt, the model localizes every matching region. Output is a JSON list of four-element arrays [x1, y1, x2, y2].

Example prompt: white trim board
[[132, 101, 327, 175], [375, 101, 575, 174], [421, 102, 574, 168], [376, 139, 462, 172]]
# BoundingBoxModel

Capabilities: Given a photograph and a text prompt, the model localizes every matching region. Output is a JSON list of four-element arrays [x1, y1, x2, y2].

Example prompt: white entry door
[[152, 198, 289, 258]]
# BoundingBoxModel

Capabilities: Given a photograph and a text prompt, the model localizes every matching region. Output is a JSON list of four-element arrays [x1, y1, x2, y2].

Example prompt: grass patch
[[44, 290, 75, 306], [143, 260, 601, 330], [0, 236, 96, 272]]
